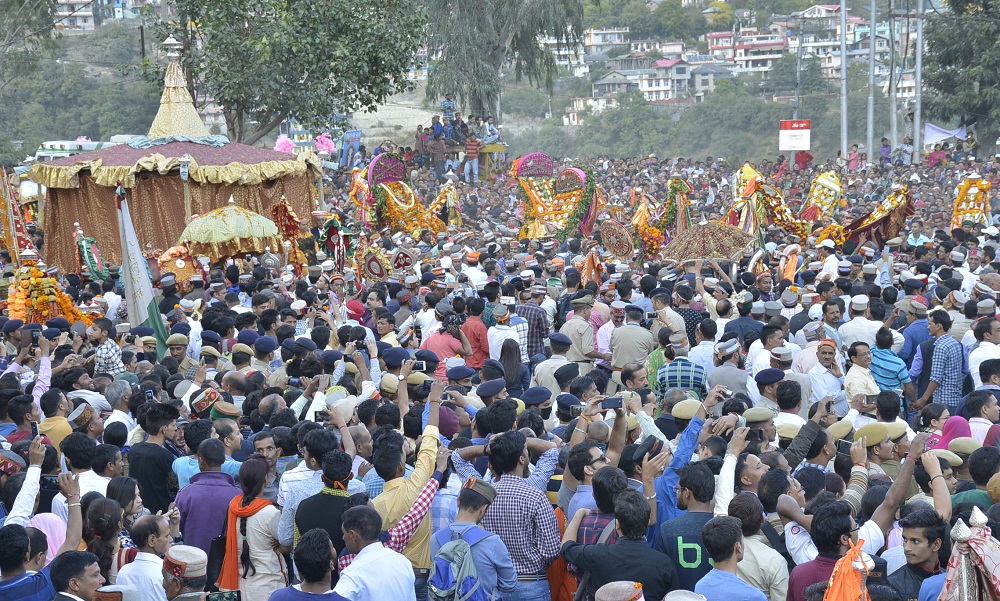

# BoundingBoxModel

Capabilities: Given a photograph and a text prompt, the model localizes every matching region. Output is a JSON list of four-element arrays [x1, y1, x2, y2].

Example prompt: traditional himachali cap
[[68, 403, 95, 429], [596, 581, 646, 601], [754, 368, 784, 386], [163, 544, 208, 579], [949, 437, 982, 456], [750, 301, 765, 315], [763, 301, 782, 317], [463, 476, 497, 504], [780, 289, 798, 307], [837, 260, 852, 272], [210, 401, 240, 420], [715, 339, 740, 356], [770, 347, 793, 362], [828, 418, 854, 441], [191, 388, 220, 416], [850, 295, 870, 311], [977, 299, 996, 316], [668, 332, 689, 348], [94, 585, 141, 601], [862, 264, 877, 275], [854, 423, 889, 447]]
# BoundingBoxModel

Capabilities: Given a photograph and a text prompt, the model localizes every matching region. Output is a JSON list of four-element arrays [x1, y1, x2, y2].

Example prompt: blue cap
[[42, 328, 61, 340], [295, 337, 317, 351], [280, 338, 296, 353], [446, 365, 475, 381], [521, 386, 551, 406], [754, 368, 785, 386], [130, 326, 154, 337], [170, 323, 192, 336], [556, 393, 582, 409], [477, 378, 506, 399], [237, 330, 260, 346], [548, 332, 572, 346], [3, 319, 23, 333], [321, 349, 343, 367], [421, 272, 436, 284], [383, 347, 410, 368], [414, 349, 440, 365], [45, 317, 71, 331], [254, 336, 277, 354], [375, 341, 392, 356], [200, 330, 222, 345], [21, 323, 42, 331]]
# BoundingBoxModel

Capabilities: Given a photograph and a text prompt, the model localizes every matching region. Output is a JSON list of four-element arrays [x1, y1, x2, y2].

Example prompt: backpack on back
[[429, 526, 495, 601]]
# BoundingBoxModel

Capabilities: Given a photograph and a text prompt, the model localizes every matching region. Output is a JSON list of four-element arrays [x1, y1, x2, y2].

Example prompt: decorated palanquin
[[632, 178, 692, 258], [349, 153, 437, 236], [951, 173, 991, 231], [816, 184, 914, 248], [724, 163, 811, 245], [799, 171, 844, 223], [7, 252, 96, 326], [426, 183, 458, 232], [513, 153, 604, 241], [0, 170, 37, 266]]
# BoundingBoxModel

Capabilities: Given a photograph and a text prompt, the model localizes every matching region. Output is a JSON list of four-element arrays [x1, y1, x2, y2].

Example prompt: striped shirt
[[870, 348, 911, 392], [930, 335, 966, 408]]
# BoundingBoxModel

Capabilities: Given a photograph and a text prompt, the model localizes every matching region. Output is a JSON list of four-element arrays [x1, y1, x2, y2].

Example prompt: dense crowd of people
[[3, 122, 1000, 601]]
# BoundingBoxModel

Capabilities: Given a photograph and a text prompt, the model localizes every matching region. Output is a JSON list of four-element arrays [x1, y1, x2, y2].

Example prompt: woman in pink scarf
[[927, 415, 972, 450], [26, 513, 66, 566]]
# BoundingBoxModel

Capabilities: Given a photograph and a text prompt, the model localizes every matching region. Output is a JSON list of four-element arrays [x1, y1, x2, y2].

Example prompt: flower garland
[[7, 265, 95, 325], [815, 223, 847, 247], [950, 177, 992, 231], [557, 169, 597, 241]]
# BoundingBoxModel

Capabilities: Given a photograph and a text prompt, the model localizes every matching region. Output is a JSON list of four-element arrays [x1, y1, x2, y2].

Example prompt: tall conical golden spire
[[147, 36, 211, 138]]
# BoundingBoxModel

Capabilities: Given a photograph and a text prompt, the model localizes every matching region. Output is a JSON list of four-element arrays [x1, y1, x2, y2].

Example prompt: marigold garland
[[8, 264, 95, 326]]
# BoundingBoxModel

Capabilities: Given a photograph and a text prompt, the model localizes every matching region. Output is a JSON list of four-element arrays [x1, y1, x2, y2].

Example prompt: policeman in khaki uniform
[[609, 304, 657, 393], [167, 333, 197, 372], [559, 291, 610, 376]]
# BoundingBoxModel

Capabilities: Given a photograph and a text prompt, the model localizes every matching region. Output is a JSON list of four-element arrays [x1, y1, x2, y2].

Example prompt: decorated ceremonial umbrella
[[660, 222, 753, 263], [180, 197, 282, 259]]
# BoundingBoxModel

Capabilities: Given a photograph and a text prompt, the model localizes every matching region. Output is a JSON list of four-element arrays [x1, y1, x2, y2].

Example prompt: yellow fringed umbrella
[[179, 198, 282, 259]]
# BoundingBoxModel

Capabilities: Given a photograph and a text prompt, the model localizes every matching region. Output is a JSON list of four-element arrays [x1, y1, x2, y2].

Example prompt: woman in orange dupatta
[[217, 456, 290, 601]]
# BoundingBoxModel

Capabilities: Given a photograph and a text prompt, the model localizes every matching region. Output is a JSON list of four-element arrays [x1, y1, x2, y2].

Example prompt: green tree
[[425, 0, 584, 121], [84, 22, 141, 68], [924, 6, 1000, 151], [761, 54, 828, 95], [707, 1, 734, 30], [655, 0, 709, 41], [150, 0, 425, 144], [0, 0, 57, 97]]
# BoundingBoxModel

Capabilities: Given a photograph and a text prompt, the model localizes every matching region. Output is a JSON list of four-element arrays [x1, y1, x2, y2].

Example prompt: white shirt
[[821, 254, 840, 278], [276, 462, 320, 507], [462, 265, 488, 287], [808, 363, 847, 415], [487, 324, 520, 360], [838, 316, 880, 348], [104, 409, 137, 433], [969, 341, 1000, 388], [773, 412, 806, 429], [104, 291, 122, 320], [688, 340, 716, 374], [53, 470, 109, 523], [66, 389, 112, 414], [116, 551, 168, 601], [334, 543, 416, 601]]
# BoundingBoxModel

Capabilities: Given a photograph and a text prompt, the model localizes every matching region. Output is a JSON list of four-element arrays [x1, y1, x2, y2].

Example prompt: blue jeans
[[502, 580, 550, 601], [414, 575, 428, 601]]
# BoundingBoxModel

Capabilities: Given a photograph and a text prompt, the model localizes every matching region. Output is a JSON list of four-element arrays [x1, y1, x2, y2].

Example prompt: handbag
[[572, 519, 617, 601], [206, 514, 228, 591]]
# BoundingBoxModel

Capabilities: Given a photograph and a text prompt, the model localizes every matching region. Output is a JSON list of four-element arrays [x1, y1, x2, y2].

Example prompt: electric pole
[[913, 0, 924, 164], [840, 0, 849, 159], [866, 0, 876, 160]]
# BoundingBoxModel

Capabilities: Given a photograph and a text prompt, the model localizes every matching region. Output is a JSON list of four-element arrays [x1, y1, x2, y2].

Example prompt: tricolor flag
[[116, 183, 168, 359]]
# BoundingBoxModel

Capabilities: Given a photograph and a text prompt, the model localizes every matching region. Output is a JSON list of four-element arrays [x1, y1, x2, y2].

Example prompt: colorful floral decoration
[[632, 178, 692, 258], [842, 184, 915, 249], [723, 163, 811, 245], [815, 223, 848, 247], [314, 132, 337, 154], [427, 184, 460, 231], [271, 195, 308, 273], [8, 263, 95, 325], [318, 214, 355, 273], [557, 168, 599, 241], [73, 222, 109, 280], [800, 171, 844, 222], [274, 135, 295, 154], [951, 174, 991, 231], [348, 167, 372, 229]]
